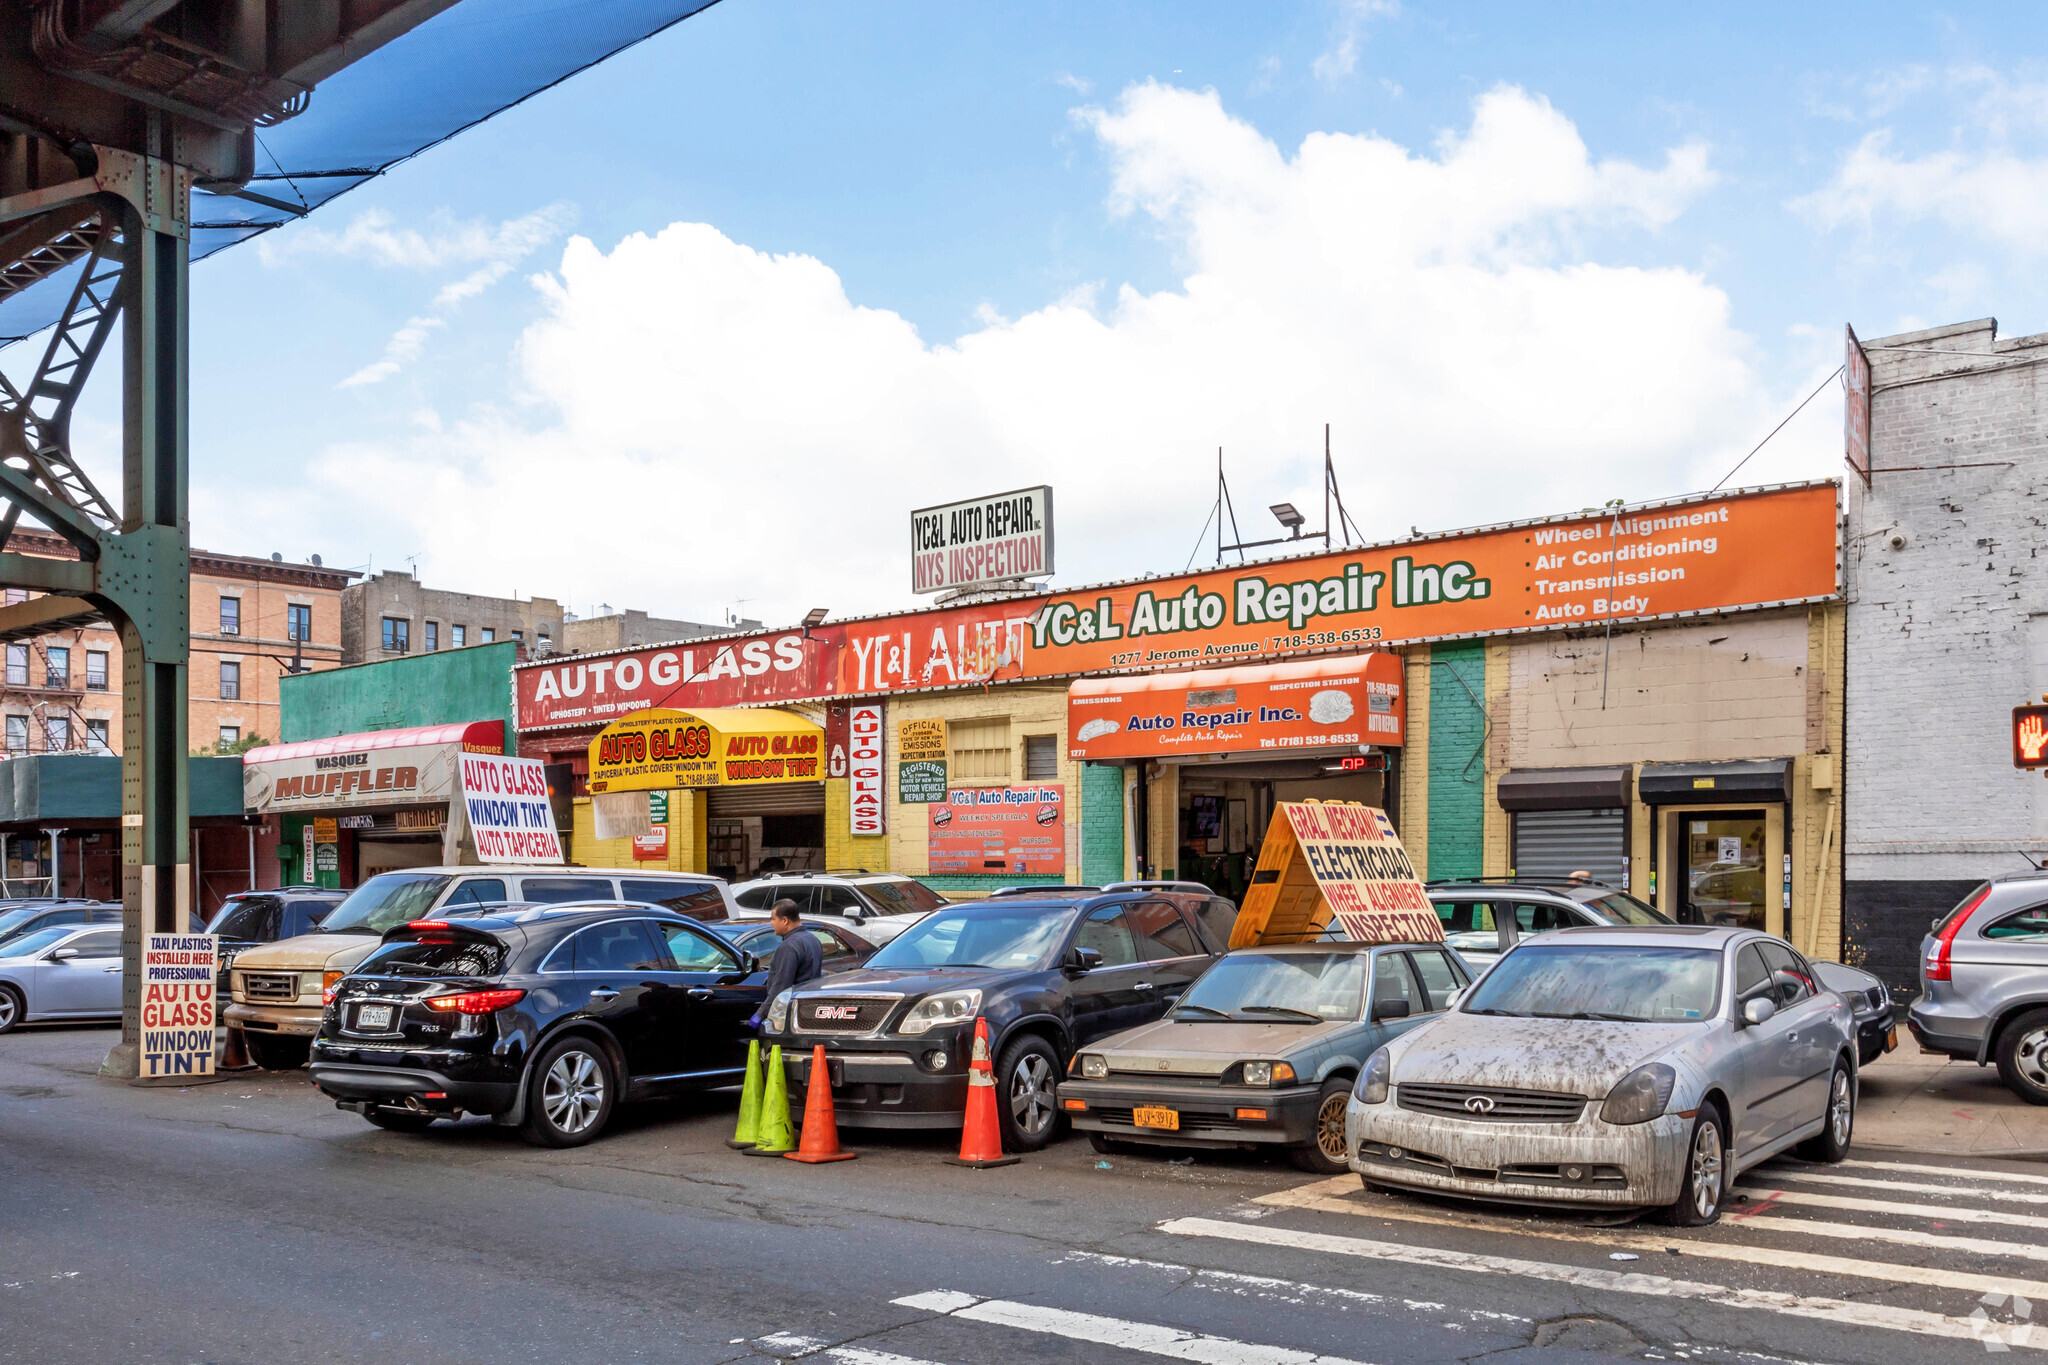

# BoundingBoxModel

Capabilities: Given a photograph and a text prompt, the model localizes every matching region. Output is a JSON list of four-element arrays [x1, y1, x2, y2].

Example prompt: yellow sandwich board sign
[[1229, 801, 1442, 948]]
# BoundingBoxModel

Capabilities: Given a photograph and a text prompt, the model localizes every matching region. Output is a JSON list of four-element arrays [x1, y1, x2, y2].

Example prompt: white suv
[[729, 872, 947, 945]]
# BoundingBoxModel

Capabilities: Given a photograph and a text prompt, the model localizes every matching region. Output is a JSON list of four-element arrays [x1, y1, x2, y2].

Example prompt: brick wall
[[1081, 762, 1126, 885]]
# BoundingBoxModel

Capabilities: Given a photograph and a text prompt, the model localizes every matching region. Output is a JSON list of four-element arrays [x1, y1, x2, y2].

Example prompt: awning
[[1497, 766, 1632, 812], [1067, 653, 1405, 763], [0, 755, 245, 826], [242, 721, 504, 815], [1637, 759, 1793, 806], [588, 708, 824, 793]]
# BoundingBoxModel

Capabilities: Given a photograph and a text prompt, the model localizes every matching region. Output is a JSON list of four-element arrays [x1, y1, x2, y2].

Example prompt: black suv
[[205, 886, 345, 970], [309, 902, 768, 1147], [757, 891, 1231, 1152]]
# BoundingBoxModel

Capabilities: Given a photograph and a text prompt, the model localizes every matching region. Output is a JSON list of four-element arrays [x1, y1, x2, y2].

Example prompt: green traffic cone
[[743, 1045, 797, 1156], [726, 1038, 764, 1149]]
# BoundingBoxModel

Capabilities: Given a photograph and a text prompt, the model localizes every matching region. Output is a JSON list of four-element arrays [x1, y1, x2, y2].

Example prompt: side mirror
[[1444, 988, 1465, 1010], [49, 947, 79, 961], [1064, 946, 1103, 974], [1932, 916, 1943, 933], [844, 905, 866, 922], [1370, 998, 1412, 1022], [1742, 996, 1778, 1027]]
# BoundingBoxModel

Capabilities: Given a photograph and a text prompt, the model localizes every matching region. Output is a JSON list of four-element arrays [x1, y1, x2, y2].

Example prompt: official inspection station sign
[[460, 753, 564, 864], [911, 485, 1053, 595], [1232, 802, 1441, 947], [141, 933, 218, 1078]]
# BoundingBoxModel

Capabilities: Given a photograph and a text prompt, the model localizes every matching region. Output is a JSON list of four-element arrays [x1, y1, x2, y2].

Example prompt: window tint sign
[[927, 785, 1064, 875], [460, 754, 564, 865], [141, 933, 216, 1078]]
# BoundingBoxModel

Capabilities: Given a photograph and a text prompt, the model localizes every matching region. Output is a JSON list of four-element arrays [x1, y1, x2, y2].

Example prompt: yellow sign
[[588, 708, 825, 793], [1230, 802, 1441, 947], [312, 818, 339, 844], [898, 718, 946, 761]]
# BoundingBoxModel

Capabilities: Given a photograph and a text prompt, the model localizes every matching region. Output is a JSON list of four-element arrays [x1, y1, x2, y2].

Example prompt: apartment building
[[0, 531, 118, 757], [342, 571, 565, 663]]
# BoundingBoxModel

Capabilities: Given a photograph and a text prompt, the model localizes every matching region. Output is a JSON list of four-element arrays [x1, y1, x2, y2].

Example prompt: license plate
[[1133, 1105, 1179, 1131], [356, 1004, 394, 1031]]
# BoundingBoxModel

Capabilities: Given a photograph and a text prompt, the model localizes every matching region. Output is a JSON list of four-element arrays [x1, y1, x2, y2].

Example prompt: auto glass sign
[[460, 754, 563, 865], [1232, 802, 1440, 947], [911, 485, 1053, 595], [141, 934, 217, 1078]]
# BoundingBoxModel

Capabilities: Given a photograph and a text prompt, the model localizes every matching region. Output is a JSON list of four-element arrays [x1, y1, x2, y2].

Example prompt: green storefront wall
[[279, 640, 519, 743], [0, 754, 244, 824], [1426, 640, 1486, 880]]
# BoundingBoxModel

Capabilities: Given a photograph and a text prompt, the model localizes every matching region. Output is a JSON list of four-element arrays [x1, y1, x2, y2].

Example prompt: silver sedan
[[0, 925, 125, 1033], [1346, 926, 1858, 1225]]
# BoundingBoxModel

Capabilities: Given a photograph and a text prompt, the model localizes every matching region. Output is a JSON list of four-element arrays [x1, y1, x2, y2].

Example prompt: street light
[[801, 606, 829, 639], [1270, 502, 1305, 538]]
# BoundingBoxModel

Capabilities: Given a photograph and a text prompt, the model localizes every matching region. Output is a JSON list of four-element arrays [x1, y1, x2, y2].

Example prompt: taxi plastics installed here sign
[[141, 933, 217, 1078], [1231, 802, 1441, 948], [460, 753, 563, 864]]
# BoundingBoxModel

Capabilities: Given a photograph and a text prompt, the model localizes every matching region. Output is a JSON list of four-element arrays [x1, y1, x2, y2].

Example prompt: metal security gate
[[1513, 809, 1625, 885], [706, 782, 827, 817]]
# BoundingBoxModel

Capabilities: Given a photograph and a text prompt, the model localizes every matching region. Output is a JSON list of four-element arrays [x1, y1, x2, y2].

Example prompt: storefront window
[[949, 717, 1011, 782], [1681, 816, 1767, 931]]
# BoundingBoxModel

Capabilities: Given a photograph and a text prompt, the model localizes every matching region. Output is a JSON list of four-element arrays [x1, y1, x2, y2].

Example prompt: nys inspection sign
[[142, 933, 217, 1078], [1231, 802, 1442, 947]]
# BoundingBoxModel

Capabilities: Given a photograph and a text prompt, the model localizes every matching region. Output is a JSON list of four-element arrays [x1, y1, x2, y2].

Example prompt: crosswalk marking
[[891, 1290, 1373, 1365], [752, 1331, 947, 1365], [1732, 1183, 2048, 1230], [1161, 1215, 2043, 1351], [1759, 1166, 2048, 1205], [1257, 1176, 2048, 1298], [1057, 1250, 1533, 1326], [1841, 1157, 2048, 1187]]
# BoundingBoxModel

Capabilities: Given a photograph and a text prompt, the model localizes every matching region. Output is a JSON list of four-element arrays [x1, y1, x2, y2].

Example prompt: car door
[[816, 883, 871, 932], [1065, 904, 1147, 1042], [652, 920, 760, 1077], [1730, 942, 1802, 1152], [1366, 951, 1424, 1032], [1758, 941, 1835, 1132], [35, 929, 123, 1014], [566, 919, 676, 1082], [1127, 899, 1210, 1016]]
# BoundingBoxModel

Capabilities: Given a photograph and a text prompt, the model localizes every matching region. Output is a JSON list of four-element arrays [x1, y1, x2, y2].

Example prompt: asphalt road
[[4, 1023, 2043, 1364]]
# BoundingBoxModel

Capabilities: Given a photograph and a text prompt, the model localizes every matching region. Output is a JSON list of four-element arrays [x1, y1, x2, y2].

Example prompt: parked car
[[705, 917, 875, 975], [757, 891, 1227, 1151], [204, 888, 346, 992], [0, 925, 124, 1033], [1810, 958, 1895, 1066], [730, 871, 948, 944], [1416, 879, 1671, 970], [0, 900, 119, 953], [1058, 940, 1471, 1173], [1911, 875, 2048, 1102], [309, 902, 769, 1145], [1348, 926, 1859, 1225], [227, 867, 735, 1071]]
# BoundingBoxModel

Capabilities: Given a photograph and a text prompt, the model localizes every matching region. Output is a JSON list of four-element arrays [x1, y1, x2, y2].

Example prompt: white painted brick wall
[[1846, 318, 2048, 881]]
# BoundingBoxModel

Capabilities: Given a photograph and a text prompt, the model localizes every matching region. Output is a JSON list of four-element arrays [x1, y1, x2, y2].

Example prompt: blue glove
[[746, 1013, 763, 1030]]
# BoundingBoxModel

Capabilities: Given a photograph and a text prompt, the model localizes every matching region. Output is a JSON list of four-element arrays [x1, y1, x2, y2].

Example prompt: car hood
[[792, 965, 1019, 998], [1389, 1011, 1704, 1096], [227, 932, 379, 974], [1089, 1017, 1351, 1076]]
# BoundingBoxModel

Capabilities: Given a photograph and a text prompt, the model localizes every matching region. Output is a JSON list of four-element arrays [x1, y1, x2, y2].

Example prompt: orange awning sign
[[1067, 653, 1404, 761], [1231, 801, 1441, 948], [588, 707, 825, 792]]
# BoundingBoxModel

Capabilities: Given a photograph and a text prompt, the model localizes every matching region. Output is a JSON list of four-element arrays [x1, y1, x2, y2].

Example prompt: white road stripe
[[752, 1330, 950, 1365], [1734, 1183, 2048, 1230], [1755, 1167, 2048, 1205], [822, 1348, 952, 1365], [892, 1290, 1373, 1365], [1056, 1249, 1530, 1323], [1840, 1158, 2048, 1187], [1257, 1178, 2048, 1296], [1162, 1216, 2042, 1351]]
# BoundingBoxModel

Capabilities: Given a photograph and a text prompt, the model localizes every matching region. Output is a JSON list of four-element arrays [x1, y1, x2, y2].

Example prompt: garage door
[[1512, 808, 1625, 885], [707, 782, 827, 817]]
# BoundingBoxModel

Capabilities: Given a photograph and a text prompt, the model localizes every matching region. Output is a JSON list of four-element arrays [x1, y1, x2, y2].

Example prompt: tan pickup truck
[[225, 865, 737, 1069]]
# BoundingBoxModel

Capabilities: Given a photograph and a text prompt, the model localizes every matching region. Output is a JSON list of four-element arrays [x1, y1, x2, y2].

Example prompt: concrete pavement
[[1855, 1042, 2048, 1155]]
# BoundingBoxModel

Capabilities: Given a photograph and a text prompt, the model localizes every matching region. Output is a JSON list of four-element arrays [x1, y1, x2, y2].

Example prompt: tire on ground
[[1994, 1007, 2048, 1106], [994, 1033, 1061, 1153], [521, 1034, 617, 1148], [1662, 1104, 1727, 1227], [1287, 1076, 1354, 1174], [0, 983, 23, 1034], [1795, 1058, 1855, 1161]]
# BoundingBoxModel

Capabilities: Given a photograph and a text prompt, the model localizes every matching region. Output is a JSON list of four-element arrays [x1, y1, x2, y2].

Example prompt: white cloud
[[1312, 0, 1399, 86], [1054, 72, 1092, 95], [232, 82, 1811, 623], [340, 316, 444, 389]]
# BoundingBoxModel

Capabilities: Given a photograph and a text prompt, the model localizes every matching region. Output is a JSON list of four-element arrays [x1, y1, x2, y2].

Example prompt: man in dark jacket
[[748, 898, 823, 1029]]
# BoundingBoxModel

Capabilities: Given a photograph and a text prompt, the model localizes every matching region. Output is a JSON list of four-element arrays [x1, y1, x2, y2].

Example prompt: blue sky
[[20, 1, 2048, 624]]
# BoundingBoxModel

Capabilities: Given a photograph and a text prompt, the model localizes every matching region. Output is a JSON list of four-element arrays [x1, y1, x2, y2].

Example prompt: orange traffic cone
[[945, 1018, 1019, 1169], [785, 1044, 857, 1164]]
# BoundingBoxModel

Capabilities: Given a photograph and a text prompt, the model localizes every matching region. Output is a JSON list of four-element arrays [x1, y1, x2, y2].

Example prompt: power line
[[1709, 365, 1844, 493]]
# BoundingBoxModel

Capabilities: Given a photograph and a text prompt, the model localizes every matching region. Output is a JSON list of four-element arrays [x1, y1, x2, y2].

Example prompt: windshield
[[207, 895, 282, 942], [0, 927, 74, 959], [1582, 893, 1671, 927], [357, 936, 507, 979], [1178, 952, 1367, 1022], [318, 874, 454, 935], [867, 907, 1074, 971], [0, 908, 40, 938], [1462, 944, 1722, 1022], [862, 880, 947, 914]]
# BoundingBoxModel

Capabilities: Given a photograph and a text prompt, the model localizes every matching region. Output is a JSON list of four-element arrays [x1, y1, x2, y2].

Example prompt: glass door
[[1678, 812, 1768, 930]]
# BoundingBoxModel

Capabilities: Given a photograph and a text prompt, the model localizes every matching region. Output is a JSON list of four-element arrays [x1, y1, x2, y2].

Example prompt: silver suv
[[1910, 874, 2048, 1103], [729, 871, 948, 945], [1414, 879, 1671, 971]]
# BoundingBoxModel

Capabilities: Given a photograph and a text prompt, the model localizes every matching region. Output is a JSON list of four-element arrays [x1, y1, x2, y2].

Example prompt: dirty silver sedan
[[1346, 926, 1858, 1225]]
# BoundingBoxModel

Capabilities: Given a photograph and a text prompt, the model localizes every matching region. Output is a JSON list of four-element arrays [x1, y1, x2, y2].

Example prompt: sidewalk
[[1856, 1043, 2048, 1157]]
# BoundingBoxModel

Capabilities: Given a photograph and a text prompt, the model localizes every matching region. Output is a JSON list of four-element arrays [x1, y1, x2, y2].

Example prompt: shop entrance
[[1169, 758, 1392, 901], [1669, 809, 1774, 932], [707, 783, 827, 881]]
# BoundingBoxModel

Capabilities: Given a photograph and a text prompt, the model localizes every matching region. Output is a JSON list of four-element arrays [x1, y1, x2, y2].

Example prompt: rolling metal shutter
[[1512, 809, 1625, 885], [707, 782, 827, 817]]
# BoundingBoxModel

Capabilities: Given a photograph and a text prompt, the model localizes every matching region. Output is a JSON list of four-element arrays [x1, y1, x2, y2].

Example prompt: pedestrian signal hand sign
[[2016, 706, 2048, 768]]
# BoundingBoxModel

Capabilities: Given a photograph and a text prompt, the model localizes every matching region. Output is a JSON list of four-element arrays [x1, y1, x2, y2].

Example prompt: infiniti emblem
[[1464, 1095, 1496, 1115]]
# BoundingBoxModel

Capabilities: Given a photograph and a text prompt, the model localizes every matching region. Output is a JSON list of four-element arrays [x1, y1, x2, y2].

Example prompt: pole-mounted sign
[[2015, 704, 2048, 769]]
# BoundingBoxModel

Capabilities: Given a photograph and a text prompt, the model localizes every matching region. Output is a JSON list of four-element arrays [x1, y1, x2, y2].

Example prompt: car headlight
[[1354, 1047, 1391, 1105], [300, 971, 326, 998], [765, 989, 793, 1032], [899, 989, 981, 1035], [1079, 1053, 1107, 1079], [1240, 1061, 1298, 1087], [1600, 1062, 1677, 1126]]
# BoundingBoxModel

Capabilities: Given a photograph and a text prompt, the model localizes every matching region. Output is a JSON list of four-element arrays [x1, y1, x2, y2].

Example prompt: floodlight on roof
[[1270, 502, 1305, 534]]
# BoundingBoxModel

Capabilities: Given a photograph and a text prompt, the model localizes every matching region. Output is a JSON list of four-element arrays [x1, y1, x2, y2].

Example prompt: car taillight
[[407, 920, 453, 931], [424, 988, 525, 1015], [1926, 888, 1989, 981]]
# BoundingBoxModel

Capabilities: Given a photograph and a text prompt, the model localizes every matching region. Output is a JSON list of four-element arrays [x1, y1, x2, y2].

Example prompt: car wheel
[[364, 1108, 436, 1133], [1797, 1061, 1855, 1162], [995, 1035, 1061, 1153], [1995, 1008, 2048, 1106], [244, 1035, 310, 1071], [0, 984, 22, 1035], [521, 1037, 616, 1148], [1662, 1107, 1727, 1227], [1287, 1077, 1354, 1174]]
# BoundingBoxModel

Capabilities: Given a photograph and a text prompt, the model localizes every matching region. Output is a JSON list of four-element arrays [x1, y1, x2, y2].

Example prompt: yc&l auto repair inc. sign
[[911, 485, 1052, 595]]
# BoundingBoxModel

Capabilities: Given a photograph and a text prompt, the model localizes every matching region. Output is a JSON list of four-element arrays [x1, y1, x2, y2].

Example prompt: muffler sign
[[142, 934, 217, 1078]]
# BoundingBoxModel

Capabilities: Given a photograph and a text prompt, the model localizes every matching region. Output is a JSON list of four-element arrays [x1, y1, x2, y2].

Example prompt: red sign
[[632, 827, 669, 861], [849, 702, 885, 836], [927, 785, 1065, 876], [1846, 325, 1871, 487], [2015, 705, 2048, 769], [1068, 653, 1404, 761], [519, 632, 834, 730]]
